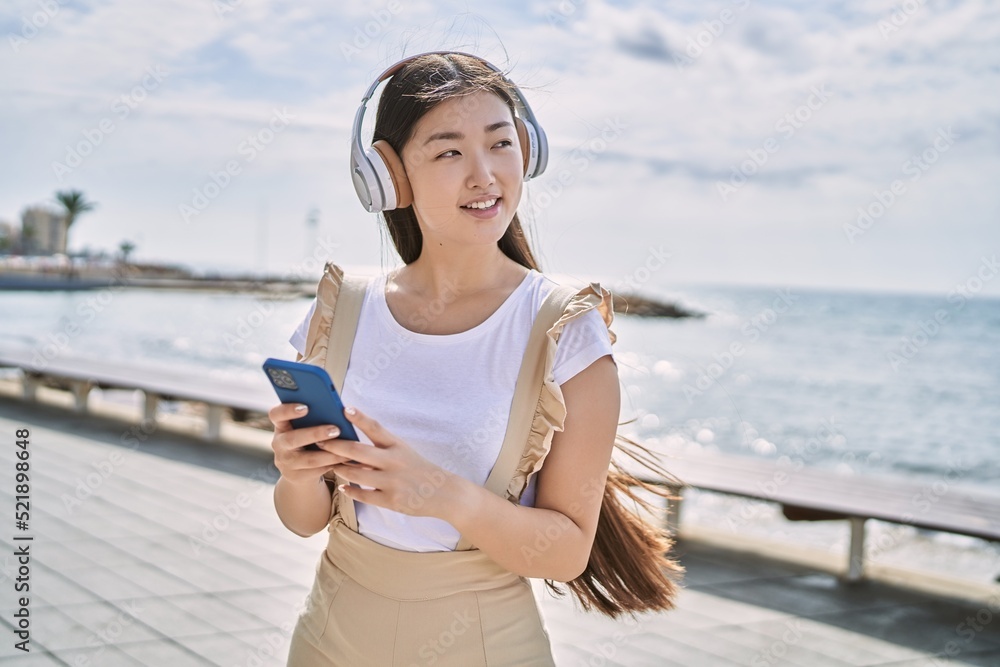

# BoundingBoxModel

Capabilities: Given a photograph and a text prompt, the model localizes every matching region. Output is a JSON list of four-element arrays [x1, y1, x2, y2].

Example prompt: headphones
[[350, 51, 549, 213]]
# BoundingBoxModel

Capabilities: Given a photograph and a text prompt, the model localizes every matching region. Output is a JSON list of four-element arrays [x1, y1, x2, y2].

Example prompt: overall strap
[[324, 271, 372, 532], [454, 283, 579, 551], [325, 273, 371, 394]]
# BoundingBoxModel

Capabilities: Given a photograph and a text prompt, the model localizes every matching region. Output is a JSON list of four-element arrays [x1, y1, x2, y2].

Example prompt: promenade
[[0, 396, 997, 666]]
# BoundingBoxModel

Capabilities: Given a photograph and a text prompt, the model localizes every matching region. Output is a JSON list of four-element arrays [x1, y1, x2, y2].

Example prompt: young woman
[[270, 51, 680, 666]]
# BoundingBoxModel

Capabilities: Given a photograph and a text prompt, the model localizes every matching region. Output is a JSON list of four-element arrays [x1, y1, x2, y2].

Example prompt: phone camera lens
[[269, 369, 298, 390]]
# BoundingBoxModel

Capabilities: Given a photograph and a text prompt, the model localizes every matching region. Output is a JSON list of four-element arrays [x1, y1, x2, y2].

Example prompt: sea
[[1, 271, 998, 584]]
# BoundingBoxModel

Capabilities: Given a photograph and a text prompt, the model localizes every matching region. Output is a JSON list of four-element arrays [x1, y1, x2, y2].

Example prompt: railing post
[[205, 404, 224, 441], [23, 374, 40, 402], [70, 380, 93, 414], [143, 391, 160, 424], [847, 516, 866, 582]]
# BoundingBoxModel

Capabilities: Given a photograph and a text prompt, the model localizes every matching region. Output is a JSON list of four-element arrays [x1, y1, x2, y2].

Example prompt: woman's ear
[[514, 117, 530, 177], [372, 139, 413, 209]]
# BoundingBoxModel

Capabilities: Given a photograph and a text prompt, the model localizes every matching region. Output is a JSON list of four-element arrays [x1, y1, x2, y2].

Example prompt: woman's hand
[[268, 403, 359, 486], [320, 406, 458, 520]]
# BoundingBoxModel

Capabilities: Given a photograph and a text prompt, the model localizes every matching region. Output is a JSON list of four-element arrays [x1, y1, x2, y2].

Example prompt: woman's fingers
[[319, 437, 380, 467], [268, 404, 365, 484], [273, 406, 439, 511], [343, 406, 394, 448], [337, 484, 379, 505], [267, 402, 309, 433], [279, 447, 350, 471], [330, 462, 380, 487], [276, 424, 343, 452], [274, 427, 348, 467]]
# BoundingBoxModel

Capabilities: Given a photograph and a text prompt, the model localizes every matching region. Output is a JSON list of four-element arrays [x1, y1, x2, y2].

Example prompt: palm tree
[[54, 190, 97, 252], [118, 240, 136, 264]]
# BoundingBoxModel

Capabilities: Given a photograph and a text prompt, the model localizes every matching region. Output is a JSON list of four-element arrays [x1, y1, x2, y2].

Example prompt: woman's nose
[[466, 151, 495, 188]]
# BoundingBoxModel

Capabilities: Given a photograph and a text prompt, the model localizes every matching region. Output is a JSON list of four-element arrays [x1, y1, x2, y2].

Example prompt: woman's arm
[[443, 354, 621, 581], [269, 401, 351, 538], [329, 355, 620, 579], [274, 475, 335, 538]]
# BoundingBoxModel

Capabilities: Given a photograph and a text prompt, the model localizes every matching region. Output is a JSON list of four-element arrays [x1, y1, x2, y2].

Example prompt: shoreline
[[0, 268, 705, 318]]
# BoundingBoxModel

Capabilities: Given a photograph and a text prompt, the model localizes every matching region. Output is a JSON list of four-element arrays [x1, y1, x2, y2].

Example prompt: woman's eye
[[436, 140, 512, 159]]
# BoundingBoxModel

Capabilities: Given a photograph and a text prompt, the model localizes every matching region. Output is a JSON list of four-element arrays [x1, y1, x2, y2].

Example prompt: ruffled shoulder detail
[[504, 281, 616, 503], [298, 262, 348, 504], [300, 262, 345, 369]]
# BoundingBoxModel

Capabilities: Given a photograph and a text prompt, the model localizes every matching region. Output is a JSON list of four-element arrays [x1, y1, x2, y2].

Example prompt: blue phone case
[[262, 358, 359, 444]]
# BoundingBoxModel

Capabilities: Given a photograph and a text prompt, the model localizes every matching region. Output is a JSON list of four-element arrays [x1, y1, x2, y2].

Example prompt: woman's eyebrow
[[423, 120, 514, 145], [485, 120, 514, 133]]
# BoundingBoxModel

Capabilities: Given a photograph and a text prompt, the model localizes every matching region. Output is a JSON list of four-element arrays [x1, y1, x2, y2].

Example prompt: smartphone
[[262, 358, 359, 450]]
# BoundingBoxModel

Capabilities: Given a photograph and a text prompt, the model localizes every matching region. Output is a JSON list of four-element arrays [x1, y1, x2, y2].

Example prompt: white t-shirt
[[288, 268, 614, 552]]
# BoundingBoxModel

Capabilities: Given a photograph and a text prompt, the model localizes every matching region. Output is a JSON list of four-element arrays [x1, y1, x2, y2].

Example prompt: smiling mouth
[[461, 197, 500, 210]]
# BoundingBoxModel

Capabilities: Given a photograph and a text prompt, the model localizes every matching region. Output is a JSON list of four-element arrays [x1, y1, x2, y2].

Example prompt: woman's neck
[[392, 249, 528, 302]]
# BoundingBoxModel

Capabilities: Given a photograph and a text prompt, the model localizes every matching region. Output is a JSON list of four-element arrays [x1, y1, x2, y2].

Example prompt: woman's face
[[400, 89, 524, 249]]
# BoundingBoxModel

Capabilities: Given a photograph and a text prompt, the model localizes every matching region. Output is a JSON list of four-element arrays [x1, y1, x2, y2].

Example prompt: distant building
[[21, 206, 67, 255], [0, 219, 16, 253]]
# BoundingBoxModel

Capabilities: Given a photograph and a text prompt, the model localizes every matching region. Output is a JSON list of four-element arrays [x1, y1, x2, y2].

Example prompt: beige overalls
[[285, 263, 615, 666]]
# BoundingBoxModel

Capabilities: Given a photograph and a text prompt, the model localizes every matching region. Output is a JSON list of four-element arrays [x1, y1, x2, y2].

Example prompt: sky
[[1, 0, 998, 298]]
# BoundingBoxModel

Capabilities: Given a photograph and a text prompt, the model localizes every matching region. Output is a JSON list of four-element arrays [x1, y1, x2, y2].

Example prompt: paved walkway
[[0, 397, 997, 666]]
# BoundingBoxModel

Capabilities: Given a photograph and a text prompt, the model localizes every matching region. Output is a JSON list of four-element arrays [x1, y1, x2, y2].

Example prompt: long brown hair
[[372, 52, 683, 618]]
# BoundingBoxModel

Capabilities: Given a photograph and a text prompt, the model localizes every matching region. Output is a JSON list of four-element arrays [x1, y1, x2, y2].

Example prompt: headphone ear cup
[[372, 140, 412, 210], [514, 117, 530, 177]]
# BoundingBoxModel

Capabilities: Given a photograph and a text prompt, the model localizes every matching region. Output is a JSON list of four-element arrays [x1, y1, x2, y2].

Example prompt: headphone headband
[[350, 51, 549, 213]]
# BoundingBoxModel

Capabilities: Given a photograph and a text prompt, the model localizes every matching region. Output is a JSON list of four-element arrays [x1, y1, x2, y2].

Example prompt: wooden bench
[[0, 348, 275, 440], [640, 451, 1000, 581]]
